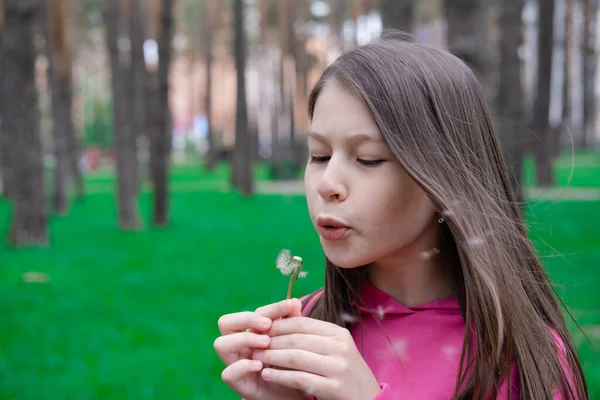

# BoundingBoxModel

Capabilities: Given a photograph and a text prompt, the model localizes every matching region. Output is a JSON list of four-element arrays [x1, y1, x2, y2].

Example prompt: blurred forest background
[[0, 0, 598, 398]]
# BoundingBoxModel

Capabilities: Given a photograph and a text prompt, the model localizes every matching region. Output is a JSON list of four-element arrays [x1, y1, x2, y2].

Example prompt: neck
[[367, 220, 455, 308]]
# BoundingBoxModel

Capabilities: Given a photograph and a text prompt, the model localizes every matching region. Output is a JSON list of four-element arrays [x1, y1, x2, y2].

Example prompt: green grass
[[0, 166, 599, 399], [523, 151, 600, 187]]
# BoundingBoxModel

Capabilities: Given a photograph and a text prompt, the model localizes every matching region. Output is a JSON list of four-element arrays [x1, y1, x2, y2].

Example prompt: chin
[[322, 246, 367, 269]]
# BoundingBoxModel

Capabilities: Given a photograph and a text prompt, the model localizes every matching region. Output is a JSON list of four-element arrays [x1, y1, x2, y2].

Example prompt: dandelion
[[276, 250, 308, 299], [420, 247, 441, 261]]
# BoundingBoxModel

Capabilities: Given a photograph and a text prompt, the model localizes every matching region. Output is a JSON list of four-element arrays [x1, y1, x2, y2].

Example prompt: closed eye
[[358, 159, 385, 167], [309, 155, 330, 164]]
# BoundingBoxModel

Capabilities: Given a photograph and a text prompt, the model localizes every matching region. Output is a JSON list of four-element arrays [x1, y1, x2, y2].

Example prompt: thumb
[[287, 298, 303, 318]]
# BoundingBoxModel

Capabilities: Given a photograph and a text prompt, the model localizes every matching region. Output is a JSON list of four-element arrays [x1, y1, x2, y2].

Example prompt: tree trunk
[[560, 0, 572, 154], [532, 0, 555, 186], [495, 0, 525, 203], [203, 0, 215, 169], [2, 0, 48, 246], [379, 0, 414, 33], [129, 0, 146, 191], [232, 0, 253, 195], [582, 0, 597, 148], [444, 0, 489, 88], [150, 0, 174, 226], [48, 0, 73, 214], [103, 0, 140, 230], [0, 0, 9, 200]]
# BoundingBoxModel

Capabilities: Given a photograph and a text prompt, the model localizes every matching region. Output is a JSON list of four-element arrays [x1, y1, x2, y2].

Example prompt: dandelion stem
[[286, 275, 294, 300]]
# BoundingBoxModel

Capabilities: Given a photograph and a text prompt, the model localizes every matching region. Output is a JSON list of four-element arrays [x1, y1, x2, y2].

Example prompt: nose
[[316, 157, 348, 202]]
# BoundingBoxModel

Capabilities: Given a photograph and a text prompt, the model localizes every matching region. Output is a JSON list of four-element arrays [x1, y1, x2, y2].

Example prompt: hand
[[252, 317, 382, 400], [214, 299, 308, 400]]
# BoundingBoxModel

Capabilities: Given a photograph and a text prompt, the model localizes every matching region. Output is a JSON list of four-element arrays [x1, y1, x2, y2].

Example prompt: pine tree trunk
[[0, 0, 10, 200], [103, 0, 140, 229], [532, 0, 555, 186], [379, 0, 414, 33], [2, 0, 48, 246], [130, 0, 146, 191], [560, 0, 572, 154], [232, 0, 253, 195], [203, 0, 215, 169], [582, 0, 597, 148], [151, 0, 174, 226], [48, 0, 73, 214], [444, 0, 489, 87], [495, 0, 525, 203]]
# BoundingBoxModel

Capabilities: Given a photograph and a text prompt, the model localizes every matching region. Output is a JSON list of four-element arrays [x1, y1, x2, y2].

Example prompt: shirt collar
[[357, 280, 461, 316]]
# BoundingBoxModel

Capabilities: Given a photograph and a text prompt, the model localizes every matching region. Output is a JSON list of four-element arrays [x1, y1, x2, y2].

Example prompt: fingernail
[[253, 350, 263, 360], [260, 317, 271, 327], [252, 360, 262, 369], [262, 368, 272, 378]]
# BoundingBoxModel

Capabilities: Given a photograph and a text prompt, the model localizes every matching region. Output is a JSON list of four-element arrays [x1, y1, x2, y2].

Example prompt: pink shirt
[[302, 282, 574, 399]]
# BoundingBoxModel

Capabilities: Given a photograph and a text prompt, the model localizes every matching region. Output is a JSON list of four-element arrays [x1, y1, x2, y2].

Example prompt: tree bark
[[203, 0, 215, 169], [2, 0, 48, 246], [48, 0, 74, 214], [232, 0, 253, 195], [444, 0, 489, 88], [103, 0, 140, 229], [0, 0, 9, 200], [150, 0, 174, 226], [129, 0, 146, 191], [532, 0, 555, 185], [560, 0, 572, 154], [582, 0, 597, 148], [379, 0, 414, 33], [495, 0, 525, 203]]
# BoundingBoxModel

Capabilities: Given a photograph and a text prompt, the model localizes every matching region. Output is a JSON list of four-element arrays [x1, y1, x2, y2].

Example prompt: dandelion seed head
[[276, 249, 294, 275], [298, 271, 308, 278]]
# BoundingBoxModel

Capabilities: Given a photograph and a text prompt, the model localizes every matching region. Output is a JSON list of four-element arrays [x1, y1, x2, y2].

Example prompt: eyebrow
[[308, 132, 383, 146]]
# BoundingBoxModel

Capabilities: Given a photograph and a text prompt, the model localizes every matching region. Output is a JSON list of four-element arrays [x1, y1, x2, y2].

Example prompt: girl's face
[[305, 80, 439, 269]]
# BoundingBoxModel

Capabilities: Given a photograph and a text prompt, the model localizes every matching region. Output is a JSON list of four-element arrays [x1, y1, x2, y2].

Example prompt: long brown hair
[[302, 34, 588, 400]]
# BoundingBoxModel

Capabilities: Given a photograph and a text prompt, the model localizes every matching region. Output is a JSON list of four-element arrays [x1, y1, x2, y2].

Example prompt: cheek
[[370, 182, 435, 237], [304, 172, 318, 217]]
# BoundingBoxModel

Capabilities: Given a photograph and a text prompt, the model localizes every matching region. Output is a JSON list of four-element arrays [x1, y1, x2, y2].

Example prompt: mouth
[[316, 216, 351, 240]]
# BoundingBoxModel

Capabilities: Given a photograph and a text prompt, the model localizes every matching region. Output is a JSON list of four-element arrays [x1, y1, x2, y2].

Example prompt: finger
[[253, 349, 336, 377], [255, 298, 303, 320], [221, 359, 263, 391], [269, 316, 341, 337], [214, 332, 271, 365], [218, 312, 273, 335], [260, 367, 333, 399], [268, 333, 341, 356]]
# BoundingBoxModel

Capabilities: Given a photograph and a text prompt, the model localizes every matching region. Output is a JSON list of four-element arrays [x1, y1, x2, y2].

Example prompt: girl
[[214, 35, 588, 400]]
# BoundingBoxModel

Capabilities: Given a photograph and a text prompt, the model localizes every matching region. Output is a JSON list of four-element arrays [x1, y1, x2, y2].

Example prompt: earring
[[438, 216, 445, 224]]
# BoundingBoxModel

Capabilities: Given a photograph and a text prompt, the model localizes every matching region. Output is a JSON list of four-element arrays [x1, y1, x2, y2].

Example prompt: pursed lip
[[315, 215, 352, 240], [316, 215, 351, 229]]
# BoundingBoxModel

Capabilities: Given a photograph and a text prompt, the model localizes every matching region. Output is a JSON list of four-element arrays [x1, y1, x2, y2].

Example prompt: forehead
[[310, 80, 381, 142]]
